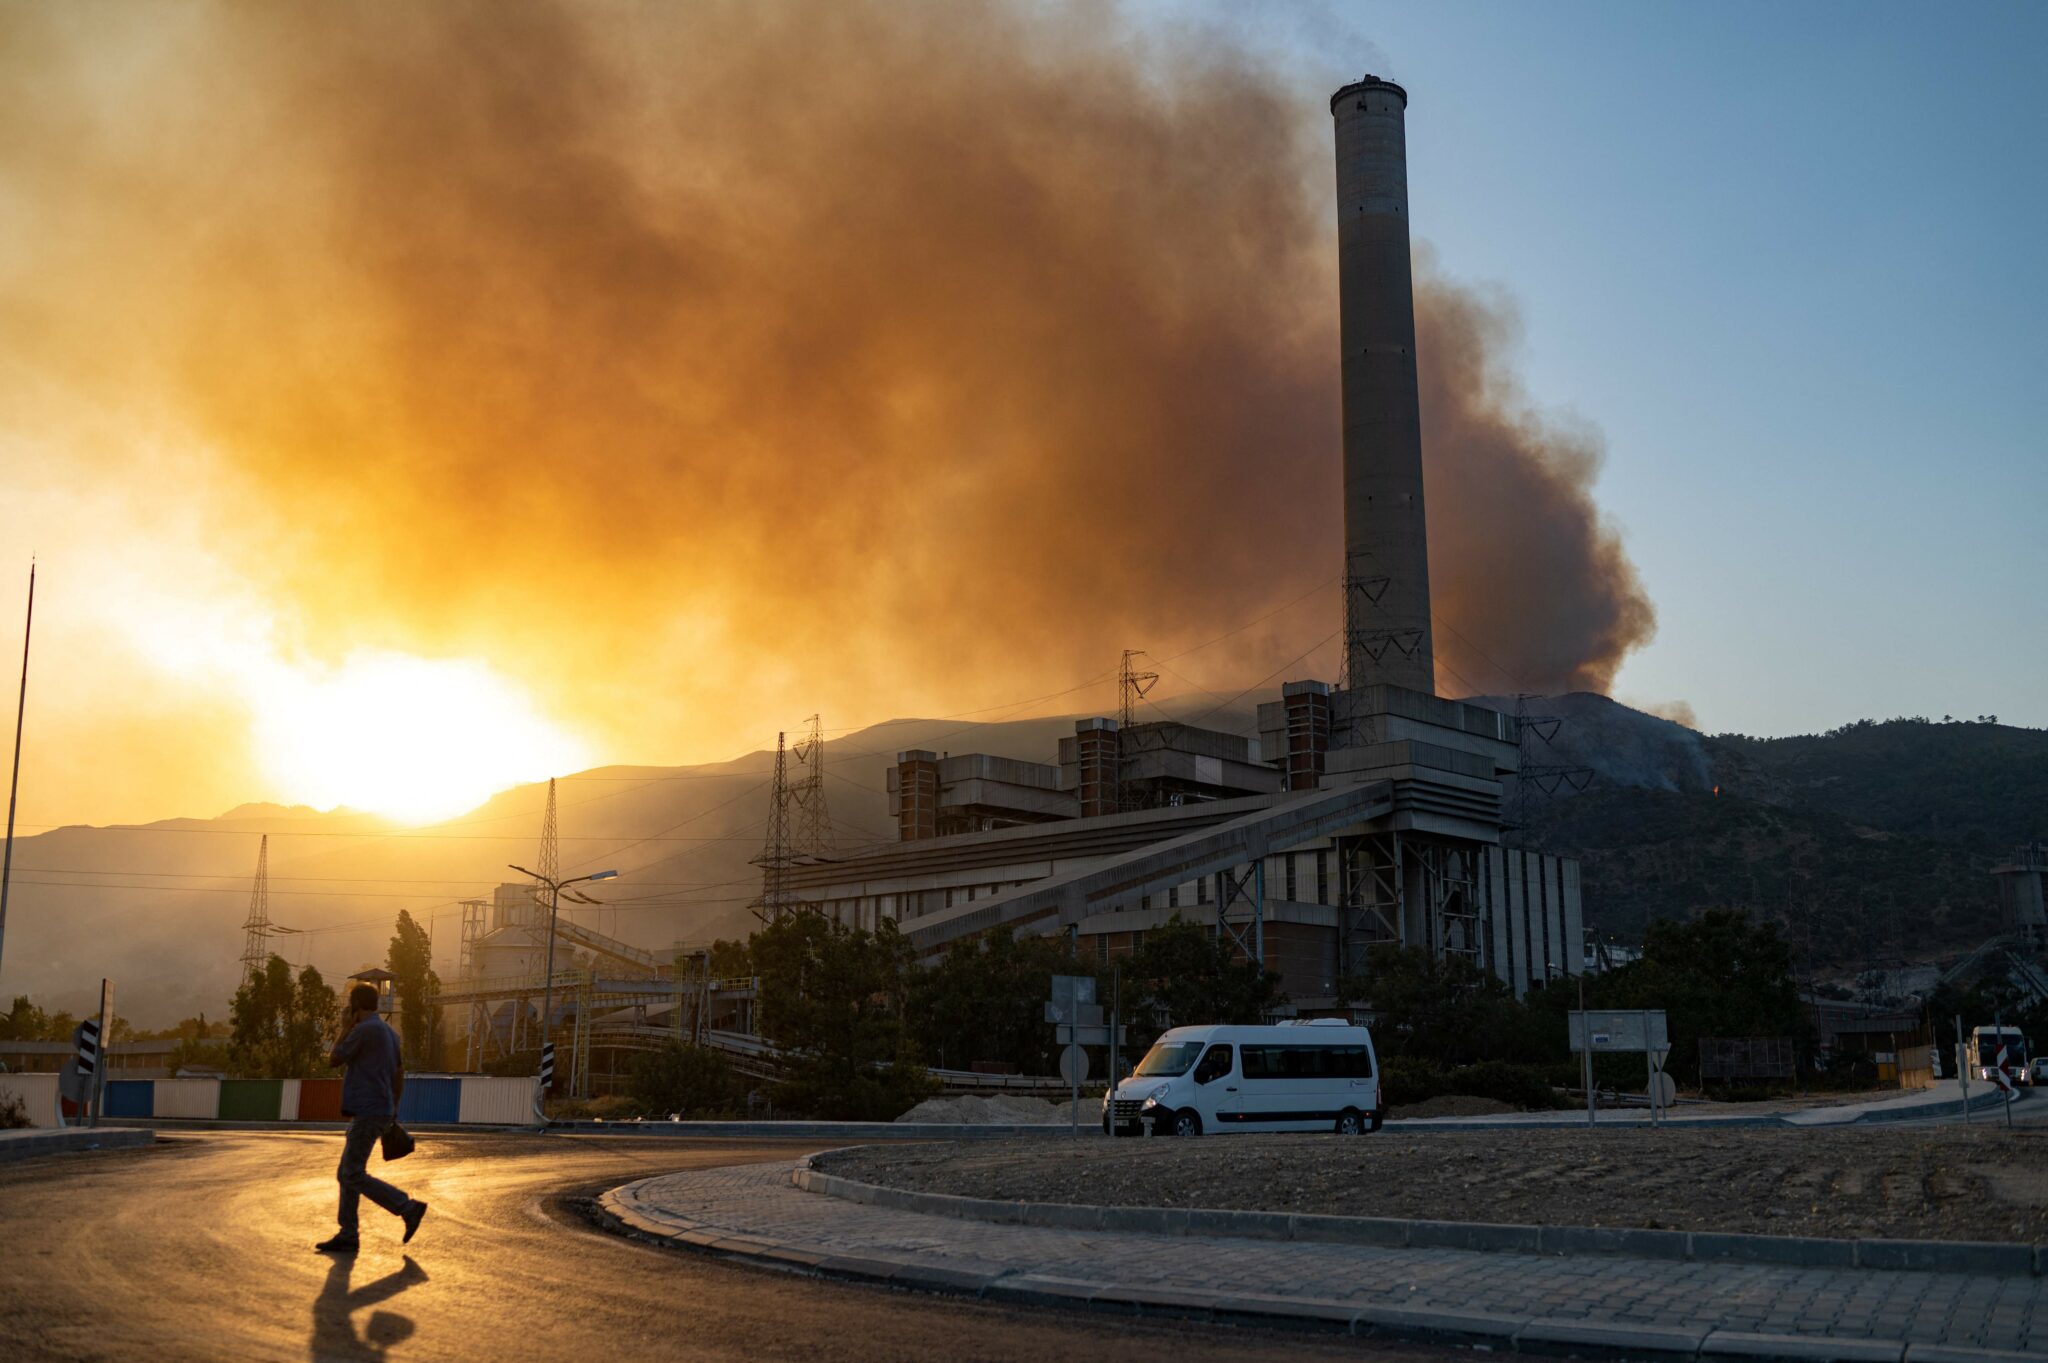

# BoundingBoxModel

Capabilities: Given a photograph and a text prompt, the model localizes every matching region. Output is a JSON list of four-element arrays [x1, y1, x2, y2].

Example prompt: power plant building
[[774, 76, 1587, 1005]]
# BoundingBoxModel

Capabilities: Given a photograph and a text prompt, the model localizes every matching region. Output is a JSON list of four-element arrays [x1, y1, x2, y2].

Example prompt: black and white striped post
[[68, 1017, 101, 1126]]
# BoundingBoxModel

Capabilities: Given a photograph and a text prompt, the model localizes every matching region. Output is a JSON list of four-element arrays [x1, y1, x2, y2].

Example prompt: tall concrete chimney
[[1331, 76, 1434, 695]]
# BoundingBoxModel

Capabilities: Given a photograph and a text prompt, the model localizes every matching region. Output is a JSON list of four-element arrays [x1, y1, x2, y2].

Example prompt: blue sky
[[1163, 2, 2047, 736]]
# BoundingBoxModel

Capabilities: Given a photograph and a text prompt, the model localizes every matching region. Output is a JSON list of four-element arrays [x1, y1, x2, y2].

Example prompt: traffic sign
[[1058, 1043, 1090, 1086], [1570, 1010, 1669, 1054], [1053, 1023, 1126, 1047]]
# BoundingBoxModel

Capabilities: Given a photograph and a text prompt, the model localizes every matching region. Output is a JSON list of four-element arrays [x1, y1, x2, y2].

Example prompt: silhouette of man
[[315, 983, 427, 1253]]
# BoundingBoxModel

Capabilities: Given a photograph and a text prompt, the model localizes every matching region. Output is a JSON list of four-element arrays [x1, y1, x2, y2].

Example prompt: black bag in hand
[[380, 1122, 416, 1162]]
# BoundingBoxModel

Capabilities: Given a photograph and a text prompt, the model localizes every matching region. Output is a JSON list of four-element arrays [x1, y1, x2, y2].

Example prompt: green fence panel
[[217, 1078, 283, 1121]]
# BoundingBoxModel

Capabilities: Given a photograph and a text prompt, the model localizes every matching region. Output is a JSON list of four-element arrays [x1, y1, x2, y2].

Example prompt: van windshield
[[1134, 1041, 1205, 1077]]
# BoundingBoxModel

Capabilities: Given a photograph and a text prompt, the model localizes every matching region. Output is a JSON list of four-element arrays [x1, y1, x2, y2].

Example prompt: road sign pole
[[1999, 1011, 2015, 1130], [1581, 979, 1594, 1127], [92, 979, 113, 1127], [1957, 1014, 1970, 1124]]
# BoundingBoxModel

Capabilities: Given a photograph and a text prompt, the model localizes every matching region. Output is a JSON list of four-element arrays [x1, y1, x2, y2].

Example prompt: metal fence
[[1698, 1036, 1796, 1081]]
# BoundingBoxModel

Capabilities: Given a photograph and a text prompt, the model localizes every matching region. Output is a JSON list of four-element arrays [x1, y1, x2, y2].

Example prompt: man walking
[[315, 983, 428, 1254]]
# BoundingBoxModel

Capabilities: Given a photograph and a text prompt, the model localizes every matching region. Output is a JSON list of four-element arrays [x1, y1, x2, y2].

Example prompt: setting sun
[[247, 650, 590, 823]]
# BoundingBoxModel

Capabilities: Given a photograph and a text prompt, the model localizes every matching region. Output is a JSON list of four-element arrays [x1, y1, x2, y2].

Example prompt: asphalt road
[[0, 1131, 1454, 1363]]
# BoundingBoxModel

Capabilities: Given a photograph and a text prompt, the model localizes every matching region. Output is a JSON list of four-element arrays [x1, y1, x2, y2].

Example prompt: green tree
[[907, 926, 1090, 1073], [0, 995, 77, 1042], [0, 995, 48, 1041], [707, 938, 753, 979], [228, 957, 338, 1077], [627, 1041, 742, 1117], [752, 913, 934, 1119], [1340, 945, 1544, 1066], [1589, 909, 1806, 1086], [1121, 918, 1284, 1044], [386, 909, 444, 1068]]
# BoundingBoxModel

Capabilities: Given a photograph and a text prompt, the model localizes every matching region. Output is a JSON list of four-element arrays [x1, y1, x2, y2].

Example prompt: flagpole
[[0, 561, 35, 987]]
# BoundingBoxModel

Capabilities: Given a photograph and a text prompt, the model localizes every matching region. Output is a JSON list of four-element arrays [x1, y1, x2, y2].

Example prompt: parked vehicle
[[1970, 1026, 2030, 1085], [1102, 1019, 1380, 1138]]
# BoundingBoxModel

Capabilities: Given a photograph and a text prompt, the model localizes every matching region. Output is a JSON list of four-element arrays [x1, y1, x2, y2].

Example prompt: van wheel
[[1335, 1108, 1364, 1136], [1169, 1109, 1202, 1138]]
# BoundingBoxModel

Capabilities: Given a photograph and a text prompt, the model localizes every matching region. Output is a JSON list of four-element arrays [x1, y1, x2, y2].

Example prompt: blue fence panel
[[104, 1080, 154, 1118], [397, 1076, 459, 1125]]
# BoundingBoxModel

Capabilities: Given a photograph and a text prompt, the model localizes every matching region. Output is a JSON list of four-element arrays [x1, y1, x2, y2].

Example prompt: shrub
[[1379, 1057, 1566, 1111], [627, 1042, 743, 1118], [0, 1090, 28, 1129], [1445, 1060, 1564, 1110]]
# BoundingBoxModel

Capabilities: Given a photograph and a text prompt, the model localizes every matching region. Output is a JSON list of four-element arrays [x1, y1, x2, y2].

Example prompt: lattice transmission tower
[[238, 835, 271, 987], [1116, 649, 1159, 812], [752, 716, 834, 922]]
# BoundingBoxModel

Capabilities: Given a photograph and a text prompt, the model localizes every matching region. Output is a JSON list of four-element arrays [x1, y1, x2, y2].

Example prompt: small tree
[[387, 909, 444, 1068], [229, 956, 338, 1077], [1341, 945, 1544, 1067], [1121, 918, 1284, 1044], [753, 912, 934, 1119], [908, 926, 1091, 1073]]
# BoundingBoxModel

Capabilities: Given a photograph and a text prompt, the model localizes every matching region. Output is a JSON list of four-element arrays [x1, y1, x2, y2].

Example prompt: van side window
[[1193, 1044, 1234, 1084], [1241, 1045, 1375, 1080]]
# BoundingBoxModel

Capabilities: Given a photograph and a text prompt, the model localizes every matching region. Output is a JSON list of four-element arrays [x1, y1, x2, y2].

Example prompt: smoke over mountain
[[0, 0, 1654, 818]]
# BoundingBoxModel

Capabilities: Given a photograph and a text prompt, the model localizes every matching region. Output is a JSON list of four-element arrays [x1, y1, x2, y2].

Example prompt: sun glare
[[248, 651, 591, 823]]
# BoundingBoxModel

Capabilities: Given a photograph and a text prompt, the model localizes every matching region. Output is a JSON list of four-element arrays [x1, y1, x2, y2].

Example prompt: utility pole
[[510, 858, 617, 1126], [0, 562, 35, 986]]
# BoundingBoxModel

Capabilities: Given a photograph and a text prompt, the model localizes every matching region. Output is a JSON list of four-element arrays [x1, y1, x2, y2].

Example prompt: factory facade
[[774, 75, 1587, 1005]]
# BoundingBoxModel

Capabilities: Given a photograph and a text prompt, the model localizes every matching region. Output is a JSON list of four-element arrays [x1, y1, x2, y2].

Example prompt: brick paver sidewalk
[[601, 1162, 2044, 1360]]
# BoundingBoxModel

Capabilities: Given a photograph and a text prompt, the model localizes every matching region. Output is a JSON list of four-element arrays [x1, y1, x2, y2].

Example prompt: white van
[[1102, 1019, 1381, 1138]]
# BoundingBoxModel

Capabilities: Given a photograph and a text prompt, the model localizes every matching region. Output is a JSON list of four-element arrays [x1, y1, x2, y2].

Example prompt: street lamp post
[[509, 863, 617, 1125]]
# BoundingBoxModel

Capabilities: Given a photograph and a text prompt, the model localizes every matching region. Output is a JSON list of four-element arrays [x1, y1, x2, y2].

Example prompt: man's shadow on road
[[311, 1255, 426, 1362]]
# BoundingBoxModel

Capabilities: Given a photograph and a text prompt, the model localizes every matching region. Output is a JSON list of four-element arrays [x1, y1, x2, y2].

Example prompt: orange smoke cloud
[[1, 0, 1654, 817]]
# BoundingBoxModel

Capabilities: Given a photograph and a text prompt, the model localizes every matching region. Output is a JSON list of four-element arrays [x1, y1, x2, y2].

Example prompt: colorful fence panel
[[0, 1072, 61, 1127], [104, 1080, 154, 1118], [297, 1078, 342, 1121], [396, 1076, 460, 1125], [217, 1079, 283, 1121], [279, 1078, 302, 1121], [455, 1076, 538, 1125], [151, 1078, 221, 1119]]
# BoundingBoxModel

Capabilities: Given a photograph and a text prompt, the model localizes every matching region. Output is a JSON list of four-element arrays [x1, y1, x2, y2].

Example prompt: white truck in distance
[[1103, 1019, 1382, 1138]]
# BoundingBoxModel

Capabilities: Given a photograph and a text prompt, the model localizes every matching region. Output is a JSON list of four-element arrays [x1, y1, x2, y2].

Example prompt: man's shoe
[[400, 1201, 428, 1245], [314, 1232, 360, 1254]]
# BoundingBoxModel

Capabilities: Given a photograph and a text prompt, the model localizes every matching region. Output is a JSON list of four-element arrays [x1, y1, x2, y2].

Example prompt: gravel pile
[[895, 1094, 1077, 1125]]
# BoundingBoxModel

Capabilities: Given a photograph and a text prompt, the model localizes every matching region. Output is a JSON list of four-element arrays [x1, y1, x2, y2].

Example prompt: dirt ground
[[823, 1124, 2048, 1244]]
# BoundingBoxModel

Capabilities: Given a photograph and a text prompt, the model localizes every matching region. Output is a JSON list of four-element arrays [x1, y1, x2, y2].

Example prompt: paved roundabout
[[600, 1152, 2048, 1361]]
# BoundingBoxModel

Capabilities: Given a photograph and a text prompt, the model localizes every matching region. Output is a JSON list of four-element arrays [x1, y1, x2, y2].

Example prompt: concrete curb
[[595, 1171, 2033, 1363], [791, 1152, 2044, 1279], [0, 1126, 156, 1164], [549, 1119, 1094, 1139], [116, 1118, 533, 1135]]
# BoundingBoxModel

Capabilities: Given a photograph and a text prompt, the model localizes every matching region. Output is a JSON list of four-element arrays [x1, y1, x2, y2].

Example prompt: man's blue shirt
[[333, 1016, 402, 1119]]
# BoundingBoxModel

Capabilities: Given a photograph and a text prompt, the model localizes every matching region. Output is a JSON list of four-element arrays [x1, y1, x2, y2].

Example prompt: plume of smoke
[[1416, 257, 1657, 695], [0, 0, 1656, 800]]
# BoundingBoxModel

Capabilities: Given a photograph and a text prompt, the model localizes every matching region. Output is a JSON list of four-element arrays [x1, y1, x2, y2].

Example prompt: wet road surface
[[0, 1131, 1453, 1362]]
